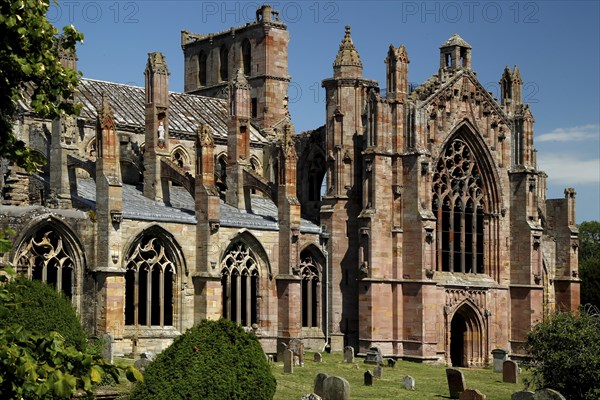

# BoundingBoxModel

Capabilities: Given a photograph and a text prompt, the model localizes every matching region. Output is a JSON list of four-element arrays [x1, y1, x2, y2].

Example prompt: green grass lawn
[[272, 352, 530, 399]]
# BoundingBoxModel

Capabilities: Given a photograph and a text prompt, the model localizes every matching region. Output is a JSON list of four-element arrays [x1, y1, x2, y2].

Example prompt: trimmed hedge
[[130, 319, 276, 400], [0, 276, 87, 350]]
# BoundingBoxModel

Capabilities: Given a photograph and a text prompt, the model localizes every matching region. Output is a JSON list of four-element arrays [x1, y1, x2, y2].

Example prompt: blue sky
[[47, 1, 600, 222]]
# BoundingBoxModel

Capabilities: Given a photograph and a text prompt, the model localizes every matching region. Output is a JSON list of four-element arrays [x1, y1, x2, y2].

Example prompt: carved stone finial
[[197, 123, 214, 148], [98, 92, 115, 131], [232, 67, 249, 89], [282, 124, 297, 160]]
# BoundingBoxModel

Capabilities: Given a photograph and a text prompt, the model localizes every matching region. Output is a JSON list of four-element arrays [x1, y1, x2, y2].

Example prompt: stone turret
[[439, 34, 472, 80], [385, 44, 410, 101], [333, 25, 363, 79], [500, 65, 523, 114], [143, 52, 170, 202]]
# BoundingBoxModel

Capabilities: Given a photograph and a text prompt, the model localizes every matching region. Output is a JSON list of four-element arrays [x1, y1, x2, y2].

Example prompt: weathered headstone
[[446, 368, 466, 399], [133, 352, 151, 372], [364, 347, 383, 365], [300, 393, 322, 400], [373, 366, 383, 379], [363, 370, 373, 386], [314, 352, 322, 362], [503, 360, 519, 383], [387, 358, 397, 368], [314, 373, 329, 397], [533, 389, 566, 400], [402, 375, 415, 390], [283, 349, 294, 373], [511, 391, 535, 400], [459, 388, 487, 400], [289, 338, 305, 366], [323, 376, 350, 400], [343, 346, 354, 363], [101, 333, 113, 363], [491, 348, 509, 373]]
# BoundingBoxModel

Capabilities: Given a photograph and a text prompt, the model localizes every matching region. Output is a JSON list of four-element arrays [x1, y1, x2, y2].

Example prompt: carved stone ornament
[[198, 124, 214, 148]]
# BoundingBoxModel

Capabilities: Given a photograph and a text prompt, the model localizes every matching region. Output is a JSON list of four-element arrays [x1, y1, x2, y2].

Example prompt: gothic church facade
[[0, 5, 579, 366]]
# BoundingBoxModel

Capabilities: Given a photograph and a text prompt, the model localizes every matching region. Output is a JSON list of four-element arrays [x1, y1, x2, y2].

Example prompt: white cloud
[[536, 124, 600, 142], [538, 153, 600, 185]]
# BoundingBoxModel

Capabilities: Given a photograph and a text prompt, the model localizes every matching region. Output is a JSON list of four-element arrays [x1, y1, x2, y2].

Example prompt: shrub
[[129, 319, 276, 400], [526, 309, 600, 400], [0, 276, 87, 350]]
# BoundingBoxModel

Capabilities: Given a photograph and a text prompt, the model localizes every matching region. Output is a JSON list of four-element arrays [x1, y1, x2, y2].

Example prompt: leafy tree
[[0, 0, 83, 173], [0, 268, 142, 399], [130, 319, 277, 400], [579, 221, 600, 308], [0, 275, 87, 350], [526, 309, 600, 400]]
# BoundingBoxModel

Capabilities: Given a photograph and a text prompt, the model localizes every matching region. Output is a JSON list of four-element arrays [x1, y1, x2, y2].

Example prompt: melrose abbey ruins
[[0, 5, 579, 366]]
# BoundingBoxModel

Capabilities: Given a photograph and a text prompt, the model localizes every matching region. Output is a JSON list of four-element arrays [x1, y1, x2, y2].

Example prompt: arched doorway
[[449, 303, 484, 367]]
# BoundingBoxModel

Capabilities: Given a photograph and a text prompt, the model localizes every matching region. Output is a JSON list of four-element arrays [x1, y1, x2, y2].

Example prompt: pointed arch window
[[125, 236, 176, 327], [221, 242, 259, 326], [219, 45, 229, 81], [299, 253, 320, 328], [432, 138, 485, 273], [215, 154, 227, 193], [14, 227, 75, 297]]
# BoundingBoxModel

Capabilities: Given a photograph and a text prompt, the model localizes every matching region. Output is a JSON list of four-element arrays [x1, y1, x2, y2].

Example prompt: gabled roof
[[440, 34, 472, 49], [76, 78, 266, 143]]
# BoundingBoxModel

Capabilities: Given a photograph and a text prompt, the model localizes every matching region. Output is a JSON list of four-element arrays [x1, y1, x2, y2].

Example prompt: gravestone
[[503, 360, 519, 383], [101, 333, 113, 363], [373, 366, 383, 379], [133, 353, 151, 372], [314, 373, 329, 397], [459, 388, 487, 400], [343, 346, 354, 363], [323, 376, 350, 400], [402, 375, 415, 390], [314, 352, 322, 362], [289, 338, 305, 366], [364, 347, 383, 365], [511, 391, 535, 400], [387, 358, 397, 368], [446, 368, 466, 399], [534, 389, 566, 400], [363, 370, 373, 386], [283, 349, 294, 373], [491, 349, 509, 373], [300, 394, 322, 400]]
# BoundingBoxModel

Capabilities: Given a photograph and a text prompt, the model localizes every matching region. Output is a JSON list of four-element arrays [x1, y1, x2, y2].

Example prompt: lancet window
[[125, 236, 175, 327], [221, 242, 259, 326]]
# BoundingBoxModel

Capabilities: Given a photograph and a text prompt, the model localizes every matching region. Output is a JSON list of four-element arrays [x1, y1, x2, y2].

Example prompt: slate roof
[[75, 179, 320, 234], [75, 78, 266, 144]]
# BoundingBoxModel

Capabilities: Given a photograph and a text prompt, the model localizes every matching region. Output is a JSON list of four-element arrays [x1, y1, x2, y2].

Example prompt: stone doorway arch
[[449, 302, 484, 367]]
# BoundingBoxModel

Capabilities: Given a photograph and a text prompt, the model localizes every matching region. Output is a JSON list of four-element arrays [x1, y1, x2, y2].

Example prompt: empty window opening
[[221, 242, 259, 326]]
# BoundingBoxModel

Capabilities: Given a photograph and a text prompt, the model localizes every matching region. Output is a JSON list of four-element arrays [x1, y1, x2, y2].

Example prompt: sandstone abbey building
[[0, 5, 580, 366]]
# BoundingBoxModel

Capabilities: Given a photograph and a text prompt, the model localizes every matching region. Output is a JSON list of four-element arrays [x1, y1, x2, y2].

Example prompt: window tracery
[[220, 242, 259, 326], [432, 138, 485, 273], [15, 228, 75, 297], [125, 236, 175, 327], [299, 254, 320, 328]]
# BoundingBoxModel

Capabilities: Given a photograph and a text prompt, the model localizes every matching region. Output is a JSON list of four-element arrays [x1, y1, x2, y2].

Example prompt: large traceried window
[[14, 226, 76, 298], [432, 138, 485, 273], [125, 236, 176, 327], [299, 253, 320, 328], [221, 242, 258, 326]]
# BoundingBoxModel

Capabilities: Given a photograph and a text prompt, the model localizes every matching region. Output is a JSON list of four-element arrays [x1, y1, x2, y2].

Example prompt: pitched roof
[[440, 34, 472, 49], [76, 78, 266, 143]]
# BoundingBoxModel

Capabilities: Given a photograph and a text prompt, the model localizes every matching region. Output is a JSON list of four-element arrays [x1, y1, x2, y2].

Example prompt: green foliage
[[579, 221, 600, 308], [526, 310, 600, 400], [130, 319, 276, 400], [0, 228, 16, 254], [0, 0, 83, 173], [0, 276, 87, 350], [0, 270, 141, 399]]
